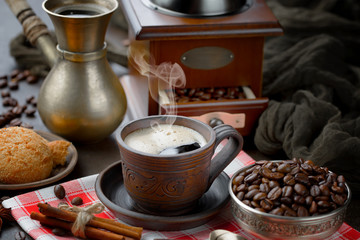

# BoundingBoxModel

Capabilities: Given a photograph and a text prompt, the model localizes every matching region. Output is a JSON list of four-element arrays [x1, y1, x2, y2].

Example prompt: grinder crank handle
[[207, 124, 243, 189], [5, 0, 57, 67]]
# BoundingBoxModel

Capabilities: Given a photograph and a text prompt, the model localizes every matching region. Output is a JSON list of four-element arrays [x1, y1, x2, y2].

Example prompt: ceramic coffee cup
[[117, 115, 243, 216]]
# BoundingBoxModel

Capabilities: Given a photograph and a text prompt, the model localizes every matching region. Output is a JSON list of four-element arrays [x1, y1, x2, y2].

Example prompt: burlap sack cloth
[[9, 1, 360, 195]]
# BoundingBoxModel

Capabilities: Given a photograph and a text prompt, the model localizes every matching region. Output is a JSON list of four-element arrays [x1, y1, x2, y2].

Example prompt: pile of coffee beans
[[232, 158, 348, 217], [0, 69, 39, 128], [168, 86, 246, 103]]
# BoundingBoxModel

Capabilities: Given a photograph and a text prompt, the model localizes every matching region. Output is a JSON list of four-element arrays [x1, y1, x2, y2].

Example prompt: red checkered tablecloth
[[3, 151, 360, 240]]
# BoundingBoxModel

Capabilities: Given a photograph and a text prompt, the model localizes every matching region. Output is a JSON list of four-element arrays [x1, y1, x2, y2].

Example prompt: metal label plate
[[181, 47, 234, 70]]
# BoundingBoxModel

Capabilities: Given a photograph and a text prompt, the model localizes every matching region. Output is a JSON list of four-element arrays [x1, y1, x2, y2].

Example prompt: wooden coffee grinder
[[119, 0, 283, 136]]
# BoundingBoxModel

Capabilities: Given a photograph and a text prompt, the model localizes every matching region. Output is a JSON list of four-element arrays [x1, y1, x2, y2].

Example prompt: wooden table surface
[[0, 1, 358, 239]]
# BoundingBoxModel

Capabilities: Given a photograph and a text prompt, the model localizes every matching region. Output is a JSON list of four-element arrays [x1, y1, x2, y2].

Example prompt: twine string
[[58, 202, 105, 238]]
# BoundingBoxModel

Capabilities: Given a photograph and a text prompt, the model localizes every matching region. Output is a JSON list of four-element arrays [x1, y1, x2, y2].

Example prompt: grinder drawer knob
[[209, 118, 224, 128]]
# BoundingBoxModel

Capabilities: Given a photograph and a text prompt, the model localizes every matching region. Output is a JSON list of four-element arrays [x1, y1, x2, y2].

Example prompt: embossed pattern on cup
[[118, 115, 243, 216]]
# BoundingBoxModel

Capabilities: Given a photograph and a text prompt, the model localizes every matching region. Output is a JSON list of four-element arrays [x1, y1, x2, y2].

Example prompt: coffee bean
[[236, 184, 247, 192], [14, 231, 26, 240], [233, 175, 244, 185], [0, 79, 7, 88], [3, 97, 18, 107], [12, 106, 23, 116], [26, 75, 38, 84], [245, 189, 260, 199], [20, 122, 34, 129], [319, 185, 330, 196], [244, 172, 259, 184], [242, 200, 251, 207], [310, 185, 321, 197], [261, 167, 284, 180], [294, 195, 306, 205], [267, 186, 282, 200], [331, 182, 345, 194], [295, 173, 310, 185], [282, 186, 293, 197], [277, 163, 291, 173], [297, 206, 309, 217], [26, 96, 35, 104], [269, 180, 280, 189], [281, 204, 297, 217], [337, 175, 345, 183], [52, 228, 67, 236], [269, 207, 284, 216], [255, 208, 266, 212], [280, 197, 292, 206], [8, 81, 19, 90], [1, 90, 10, 98], [305, 196, 313, 206], [236, 191, 245, 201], [71, 197, 83, 206], [331, 194, 347, 206], [54, 185, 66, 199], [9, 118, 22, 126], [248, 185, 259, 191], [309, 201, 318, 214], [294, 183, 308, 196], [10, 69, 20, 78], [16, 72, 26, 81], [260, 199, 274, 211], [259, 183, 270, 193], [283, 175, 296, 185], [253, 192, 267, 201], [251, 201, 261, 208], [25, 108, 36, 117]]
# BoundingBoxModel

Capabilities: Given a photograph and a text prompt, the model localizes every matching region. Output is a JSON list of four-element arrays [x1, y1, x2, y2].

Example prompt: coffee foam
[[124, 124, 207, 154]]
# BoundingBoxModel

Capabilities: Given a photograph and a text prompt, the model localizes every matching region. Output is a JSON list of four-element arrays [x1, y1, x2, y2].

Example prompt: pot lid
[[141, 0, 251, 17]]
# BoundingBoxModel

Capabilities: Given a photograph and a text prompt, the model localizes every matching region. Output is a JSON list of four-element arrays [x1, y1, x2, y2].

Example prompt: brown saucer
[[95, 160, 230, 231]]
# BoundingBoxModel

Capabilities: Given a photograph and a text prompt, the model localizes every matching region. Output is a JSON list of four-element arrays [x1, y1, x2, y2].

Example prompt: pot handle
[[207, 124, 243, 189], [5, 0, 57, 67]]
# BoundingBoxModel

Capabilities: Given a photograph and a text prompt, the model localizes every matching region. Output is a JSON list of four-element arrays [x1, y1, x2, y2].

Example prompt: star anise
[[0, 197, 15, 231]]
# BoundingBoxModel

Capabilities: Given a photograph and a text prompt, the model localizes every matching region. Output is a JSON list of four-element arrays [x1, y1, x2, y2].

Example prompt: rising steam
[[128, 41, 186, 124]]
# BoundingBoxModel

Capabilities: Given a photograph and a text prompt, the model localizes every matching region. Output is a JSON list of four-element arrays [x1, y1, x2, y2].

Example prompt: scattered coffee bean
[[10, 69, 20, 78], [1, 90, 10, 98], [12, 105, 24, 116], [54, 185, 66, 199], [0, 79, 7, 88], [14, 231, 27, 240], [52, 227, 67, 236], [20, 122, 34, 129], [8, 81, 19, 90], [9, 118, 22, 126], [232, 158, 349, 217], [30, 98, 37, 107], [16, 72, 26, 81], [26, 75, 38, 84], [71, 197, 83, 206], [25, 108, 36, 117]]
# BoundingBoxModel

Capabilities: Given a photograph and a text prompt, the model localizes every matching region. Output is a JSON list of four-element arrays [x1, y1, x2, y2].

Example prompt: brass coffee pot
[[6, 0, 127, 142]]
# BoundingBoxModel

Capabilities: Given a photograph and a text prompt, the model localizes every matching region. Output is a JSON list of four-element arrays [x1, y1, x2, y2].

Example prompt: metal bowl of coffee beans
[[229, 158, 351, 239]]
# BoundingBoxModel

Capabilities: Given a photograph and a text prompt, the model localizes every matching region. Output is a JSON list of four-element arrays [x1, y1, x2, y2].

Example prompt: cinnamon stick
[[30, 212, 134, 240], [37, 203, 142, 240]]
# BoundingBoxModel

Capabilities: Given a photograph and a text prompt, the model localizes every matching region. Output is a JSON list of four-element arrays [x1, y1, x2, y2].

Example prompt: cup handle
[[207, 124, 243, 189]]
